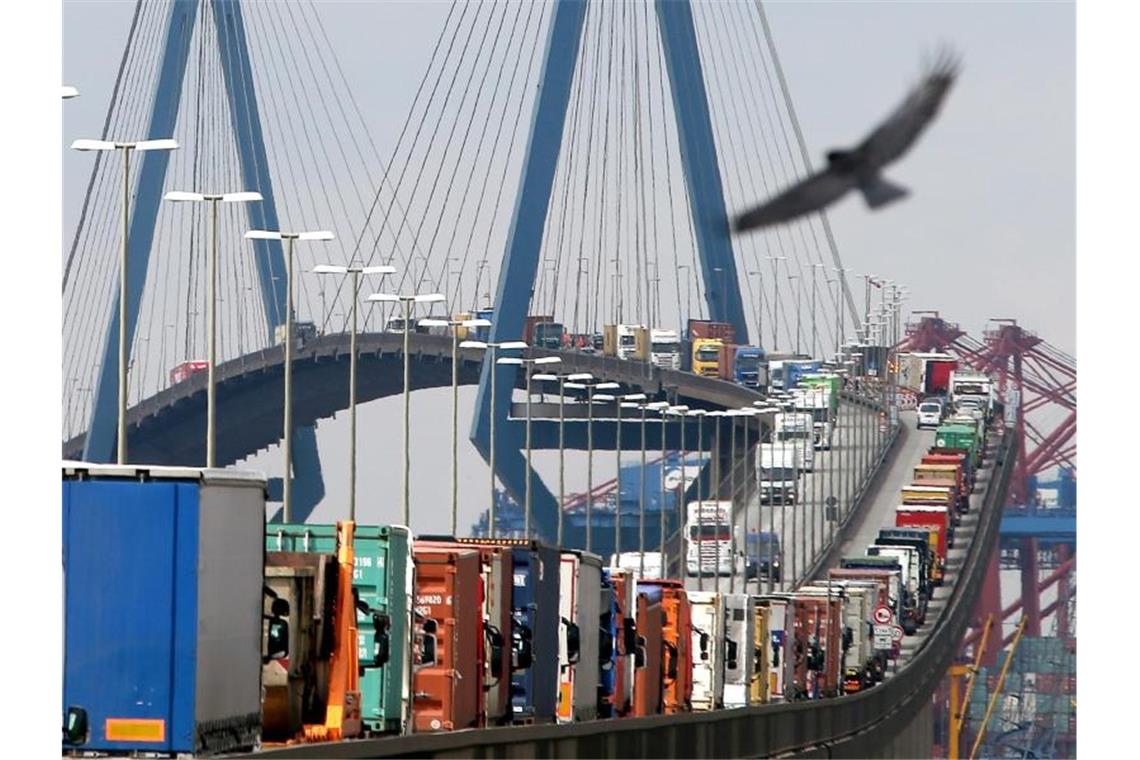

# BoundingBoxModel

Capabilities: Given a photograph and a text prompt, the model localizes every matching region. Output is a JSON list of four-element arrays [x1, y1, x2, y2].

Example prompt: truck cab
[[792, 387, 834, 450], [650, 329, 681, 369], [692, 338, 723, 377], [685, 501, 734, 577], [773, 413, 816, 471], [746, 531, 782, 582], [733, 347, 767, 389], [758, 444, 798, 504], [534, 321, 566, 350]]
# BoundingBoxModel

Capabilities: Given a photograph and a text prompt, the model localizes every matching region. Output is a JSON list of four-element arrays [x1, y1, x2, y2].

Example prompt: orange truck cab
[[410, 546, 484, 732], [791, 593, 844, 699], [639, 580, 692, 713], [632, 585, 664, 717]]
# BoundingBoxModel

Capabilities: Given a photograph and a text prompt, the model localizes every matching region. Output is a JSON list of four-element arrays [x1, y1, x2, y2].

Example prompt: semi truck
[[649, 329, 682, 369], [524, 315, 566, 350], [721, 594, 753, 709], [603, 324, 649, 360], [692, 338, 724, 377], [773, 413, 816, 471], [758, 444, 798, 504], [687, 319, 736, 343], [716, 343, 738, 382], [685, 501, 735, 577], [733, 346, 768, 389], [792, 387, 834, 450], [688, 591, 726, 711], [769, 359, 820, 391], [949, 370, 996, 421]]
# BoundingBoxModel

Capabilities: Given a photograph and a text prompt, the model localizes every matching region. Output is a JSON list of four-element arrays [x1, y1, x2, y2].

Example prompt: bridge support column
[[975, 544, 1003, 668], [1020, 536, 1041, 637]]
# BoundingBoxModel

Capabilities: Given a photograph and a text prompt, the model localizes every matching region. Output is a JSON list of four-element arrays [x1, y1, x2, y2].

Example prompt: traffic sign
[[873, 605, 893, 625], [891, 625, 904, 643], [873, 624, 893, 649]]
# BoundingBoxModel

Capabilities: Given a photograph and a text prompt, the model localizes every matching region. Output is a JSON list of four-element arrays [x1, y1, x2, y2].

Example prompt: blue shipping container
[[62, 464, 267, 755]]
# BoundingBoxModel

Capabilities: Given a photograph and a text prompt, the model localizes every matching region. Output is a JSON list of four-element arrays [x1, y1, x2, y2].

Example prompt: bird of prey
[[734, 50, 960, 233]]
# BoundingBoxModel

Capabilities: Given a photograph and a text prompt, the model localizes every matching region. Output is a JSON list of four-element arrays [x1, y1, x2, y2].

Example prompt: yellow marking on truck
[[105, 718, 165, 742]]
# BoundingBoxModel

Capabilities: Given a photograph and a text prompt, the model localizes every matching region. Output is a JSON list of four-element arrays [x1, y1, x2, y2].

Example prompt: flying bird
[[734, 50, 960, 233]]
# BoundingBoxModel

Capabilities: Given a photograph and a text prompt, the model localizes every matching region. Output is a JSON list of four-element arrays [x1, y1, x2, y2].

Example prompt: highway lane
[[684, 399, 886, 595]]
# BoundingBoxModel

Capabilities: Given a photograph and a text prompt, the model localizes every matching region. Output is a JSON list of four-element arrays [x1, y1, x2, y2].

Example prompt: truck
[[649, 328, 682, 369], [802, 581, 877, 694], [639, 579, 693, 714], [603, 324, 649, 360], [878, 527, 943, 586], [895, 505, 951, 579], [688, 591, 726, 711], [861, 548, 925, 634], [557, 550, 602, 723], [949, 370, 995, 420], [632, 583, 665, 717], [923, 451, 975, 495], [790, 593, 843, 699], [758, 444, 798, 504], [753, 594, 796, 703], [935, 423, 982, 469], [773, 413, 816, 471], [275, 320, 318, 346], [746, 531, 782, 582], [169, 359, 209, 385], [898, 352, 955, 395], [687, 319, 736, 343], [721, 594, 754, 709], [901, 484, 960, 534], [799, 373, 841, 414], [792, 386, 834, 450], [914, 463, 967, 513], [733, 346, 768, 389], [769, 359, 821, 391], [692, 338, 724, 377], [685, 501, 735, 577], [924, 357, 959, 397]]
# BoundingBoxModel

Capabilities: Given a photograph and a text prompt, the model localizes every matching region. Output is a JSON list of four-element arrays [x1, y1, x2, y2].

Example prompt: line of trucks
[[61, 404, 991, 757]]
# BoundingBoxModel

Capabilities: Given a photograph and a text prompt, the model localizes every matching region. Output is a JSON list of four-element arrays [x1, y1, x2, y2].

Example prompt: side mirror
[[485, 623, 507, 676], [565, 620, 581, 665], [665, 642, 679, 680], [420, 618, 438, 666], [265, 618, 289, 662], [699, 631, 710, 655], [599, 628, 615, 663], [623, 618, 638, 654], [634, 635, 647, 668], [726, 638, 739, 670], [513, 625, 534, 670], [63, 706, 87, 746], [270, 597, 290, 618]]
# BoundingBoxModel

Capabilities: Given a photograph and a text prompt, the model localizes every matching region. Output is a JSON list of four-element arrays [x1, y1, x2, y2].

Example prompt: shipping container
[[925, 358, 958, 396], [169, 359, 209, 386], [722, 594, 754, 708], [716, 343, 738, 382], [633, 584, 664, 717], [416, 538, 513, 727], [749, 596, 770, 705], [524, 315, 554, 345], [688, 591, 725, 711], [267, 524, 414, 734], [924, 450, 976, 494], [791, 592, 844, 698], [557, 550, 602, 723], [62, 464, 266, 755], [456, 538, 561, 724], [687, 319, 736, 343], [410, 547, 483, 732]]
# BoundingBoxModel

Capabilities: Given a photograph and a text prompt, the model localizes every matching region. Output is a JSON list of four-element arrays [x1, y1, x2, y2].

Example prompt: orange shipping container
[[411, 547, 483, 732]]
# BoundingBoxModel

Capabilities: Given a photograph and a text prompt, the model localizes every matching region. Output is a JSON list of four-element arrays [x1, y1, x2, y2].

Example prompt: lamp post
[[565, 377, 620, 551], [668, 405, 690, 580], [766, 256, 786, 351], [72, 137, 179, 464], [164, 190, 264, 468], [677, 264, 692, 330], [616, 393, 647, 558], [705, 410, 725, 588], [462, 340, 529, 537], [535, 372, 591, 544], [748, 269, 764, 349], [311, 263, 396, 520], [687, 409, 707, 589], [416, 317, 492, 534], [498, 355, 563, 538], [788, 274, 802, 355], [642, 401, 670, 576], [366, 291, 446, 527], [246, 229, 334, 522]]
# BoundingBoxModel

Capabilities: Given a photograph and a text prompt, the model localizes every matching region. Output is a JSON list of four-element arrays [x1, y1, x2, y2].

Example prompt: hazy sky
[[63, 0, 1074, 531]]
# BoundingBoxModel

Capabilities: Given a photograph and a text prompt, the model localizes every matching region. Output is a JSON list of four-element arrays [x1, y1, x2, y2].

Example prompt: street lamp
[[497, 355, 563, 538], [461, 339, 528, 537], [788, 274, 802, 355], [616, 393, 647, 559], [313, 263, 396, 521], [533, 371, 594, 544], [565, 377, 620, 552], [642, 401, 670, 575], [413, 316, 490, 534], [244, 228, 334, 522], [367, 291, 446, 528], [765, 256, 787, 350], [686, 409, 708, 589], [164, 190, 264, 468], [72, 136, 179, 464]]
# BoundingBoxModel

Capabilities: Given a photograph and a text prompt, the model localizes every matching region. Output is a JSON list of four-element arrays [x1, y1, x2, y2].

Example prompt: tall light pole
[[748, 269, 764, 349], [643, 400, 670, 575], [687, 409, 707, 590], [163, 190, 263, 468], [461, 339, 528, 536], [706, 410, 725, 587], [246, 229, 334, 522], [535, 372, 590, 545], [616, 393, 647, 558], [565, 378, 620, 551], [312, 263, 396, 520], [677, 264, 693, 331], [766, 256, 786, 351], [788, 274, 802, 355], [811, 263, 825, 360], [498, 355, 563, 538], [366, 291, 446, 527], [72, 137, 179, 465], [418, 317, 492, 534]]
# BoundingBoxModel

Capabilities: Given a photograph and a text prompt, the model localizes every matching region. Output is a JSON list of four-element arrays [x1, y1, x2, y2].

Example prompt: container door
[[63, 480, 198, 753]]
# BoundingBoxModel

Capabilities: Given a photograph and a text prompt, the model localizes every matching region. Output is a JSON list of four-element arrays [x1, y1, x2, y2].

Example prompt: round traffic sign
[[891, 624, 904, 643], [873, 605, 893, 625]]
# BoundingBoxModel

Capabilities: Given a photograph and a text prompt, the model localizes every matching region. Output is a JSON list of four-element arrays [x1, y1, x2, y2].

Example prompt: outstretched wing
[[734, 167, 857, 232], [858, 49, 959, 170]]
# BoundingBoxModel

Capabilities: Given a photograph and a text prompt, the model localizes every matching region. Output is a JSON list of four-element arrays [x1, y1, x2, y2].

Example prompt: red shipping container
[[169, 360, 209, 386], [411, 547, 483, 732], [687, 319, 736, 344], [896, 505, 950, 564], [924, 359, 958, 395], [632, 591, 663, 717], [791, 595, 843, 699], [524, 315, 554, 345], [717, 344, 738, 381]]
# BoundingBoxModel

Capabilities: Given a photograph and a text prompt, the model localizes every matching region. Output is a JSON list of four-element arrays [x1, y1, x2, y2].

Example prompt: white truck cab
[[758, 444, 798, 504], [649, 328, 682, 370], [689, 591, 726, 711], [773, 413, 816, 471]]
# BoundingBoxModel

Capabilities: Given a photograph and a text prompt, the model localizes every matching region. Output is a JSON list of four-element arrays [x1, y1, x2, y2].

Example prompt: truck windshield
[[696, 347, 719, 361], [954, 382, 987, 395], [760, 467, 797, 480], [776, 430, 812, 441], [689, 525, 731, 540], [620, 335, 636, 346], [652, 341, 679, 353], [737, 355, 761, 370], [806, 408, 829, 423]]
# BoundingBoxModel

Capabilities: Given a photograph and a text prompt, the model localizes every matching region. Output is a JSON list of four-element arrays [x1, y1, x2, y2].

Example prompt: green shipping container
[[266, 523, 414, 734], [935, 424, 980, 467]]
